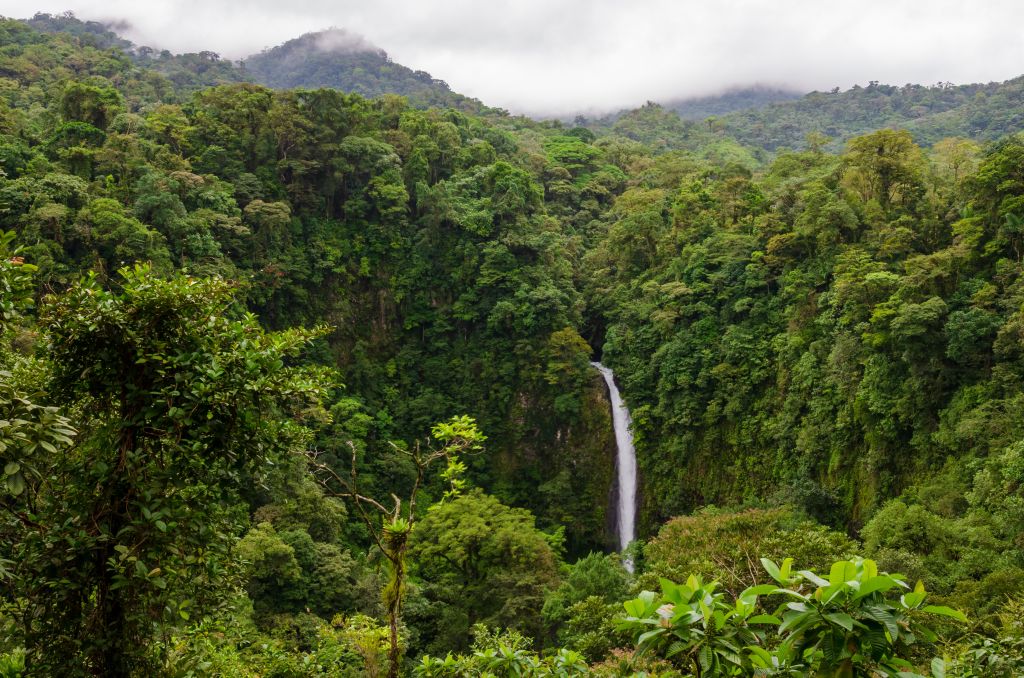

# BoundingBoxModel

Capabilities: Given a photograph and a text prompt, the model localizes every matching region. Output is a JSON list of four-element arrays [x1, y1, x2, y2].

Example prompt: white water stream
[[591, 362, 637, 570]]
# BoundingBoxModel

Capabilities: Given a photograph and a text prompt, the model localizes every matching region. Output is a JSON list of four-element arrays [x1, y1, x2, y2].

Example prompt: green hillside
[[720, 78, 1024, 149], [592, 78, 1024, 156], [667, 86, 802, 120], [241, 29, 487, 113]]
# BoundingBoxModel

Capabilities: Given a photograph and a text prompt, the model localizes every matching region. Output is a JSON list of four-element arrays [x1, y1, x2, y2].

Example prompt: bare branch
[[304, 442, 394, 557]]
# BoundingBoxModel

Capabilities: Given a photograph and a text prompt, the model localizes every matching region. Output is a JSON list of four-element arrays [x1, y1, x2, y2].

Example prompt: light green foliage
[[0, 231, 75, 556], [60, 81, 123, 130], [643, 509, 858, 596], [0, 231, 36, 332], [943, 596, 1024, 677], [162, 607, 389, 677], [761, 557, 965, 676], [619, 574, 777, 676], [0, 354, 75, 503], [0, 648, 24, 678], [252, 475, 349, 544], [862, 442, 1024, 624], [415, 626, 589, 677], [544, 552, 630, 621], [560, 596, 626, 664], [236, 522, 305, 616], [75, 197, 173, 274], [409, 490, 562, 654], [430, 415, 486, 502], [842, 130, 925, 211]]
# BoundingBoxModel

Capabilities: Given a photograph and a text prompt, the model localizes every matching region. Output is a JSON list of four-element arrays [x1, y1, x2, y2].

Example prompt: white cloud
[[2, 0, 1022, 116], [310, 29, 378, 55]]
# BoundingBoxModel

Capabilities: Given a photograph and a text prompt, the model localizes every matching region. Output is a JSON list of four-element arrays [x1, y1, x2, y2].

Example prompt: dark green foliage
[[542, 553, 631, 661], [4, 268, 328, 675], [588, 131, 1024, 547]]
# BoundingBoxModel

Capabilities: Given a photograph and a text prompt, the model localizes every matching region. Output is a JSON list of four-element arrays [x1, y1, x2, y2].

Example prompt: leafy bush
[[415, 626, 588, 677], [619, 557, 966, 677], [0, 649, 24, 678], [642, 508, 858, 595], [543, 552, 630, 658]]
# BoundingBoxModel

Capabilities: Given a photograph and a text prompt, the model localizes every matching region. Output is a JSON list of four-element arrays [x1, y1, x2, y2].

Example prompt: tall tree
[[8, 266, 329, 676]]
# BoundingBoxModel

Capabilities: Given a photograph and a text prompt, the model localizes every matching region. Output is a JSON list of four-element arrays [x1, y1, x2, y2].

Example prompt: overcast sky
[[2, 0, 1023, 116]]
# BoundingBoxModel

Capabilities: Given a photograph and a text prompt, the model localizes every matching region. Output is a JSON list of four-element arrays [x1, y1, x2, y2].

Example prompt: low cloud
[[7, 0, 1024, 116], [311, 28, 378, 55]]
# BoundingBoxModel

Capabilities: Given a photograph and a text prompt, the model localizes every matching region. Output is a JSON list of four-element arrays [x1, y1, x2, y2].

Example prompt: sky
[[2, 0, 1023, 116]]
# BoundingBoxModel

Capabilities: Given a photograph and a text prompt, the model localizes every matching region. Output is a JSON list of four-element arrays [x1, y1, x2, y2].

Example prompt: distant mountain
[[582, 102, 766, 169], [577, 87, 801, 159], [589, 78, 1024, 155], [718, 78, 1024, 150], [241, 29, 487, 113], [665, 86, 802, 120], [20, 15, 485, 112], [22, 12, 247, 94], [21, 13, 1024, 150], [22, 10, 132, 51]]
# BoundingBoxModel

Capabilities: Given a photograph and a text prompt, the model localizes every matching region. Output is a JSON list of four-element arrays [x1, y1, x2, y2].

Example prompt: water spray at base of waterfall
[[592, 361, 637, 573]]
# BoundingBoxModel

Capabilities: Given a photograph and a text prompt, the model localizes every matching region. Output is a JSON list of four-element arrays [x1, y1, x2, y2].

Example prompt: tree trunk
[[386, 551, 405, 678]]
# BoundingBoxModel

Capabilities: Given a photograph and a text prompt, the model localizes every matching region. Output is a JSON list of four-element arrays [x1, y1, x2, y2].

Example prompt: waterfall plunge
[[592, 362, 637, 570]]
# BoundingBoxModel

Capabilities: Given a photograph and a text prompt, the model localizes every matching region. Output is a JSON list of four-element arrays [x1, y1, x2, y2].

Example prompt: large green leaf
[[853, 575, 901, 600], [921, 605, 967, 622], [829, 560, 857, 586], [824, 612, 855, 631], [761, 557, 783, 583]]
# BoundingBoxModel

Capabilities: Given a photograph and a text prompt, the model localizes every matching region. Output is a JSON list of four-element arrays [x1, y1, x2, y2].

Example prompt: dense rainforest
[[2, 12, 1024, 677]]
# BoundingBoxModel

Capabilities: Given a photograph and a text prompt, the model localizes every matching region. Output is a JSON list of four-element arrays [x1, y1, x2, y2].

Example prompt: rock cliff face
[[492, 372, 619, 556]]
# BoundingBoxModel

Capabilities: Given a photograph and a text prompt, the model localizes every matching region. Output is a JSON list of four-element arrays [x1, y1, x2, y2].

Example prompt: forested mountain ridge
[[241, 30, 488, 113], [19, 11, 248, 93], [583, 86, 801, 128], [2, 12, 1024, 678], [26, 11, 1024, 152], [21, 10, 132, 50], [592, 77, 1024, 155], [719, 77, 1024, 149], [666, 86, 803, 121], [19, 13, 487, 112]]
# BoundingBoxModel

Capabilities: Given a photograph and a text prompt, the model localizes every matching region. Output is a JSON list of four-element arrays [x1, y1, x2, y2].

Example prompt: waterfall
[[592, 361, 637, 570]]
